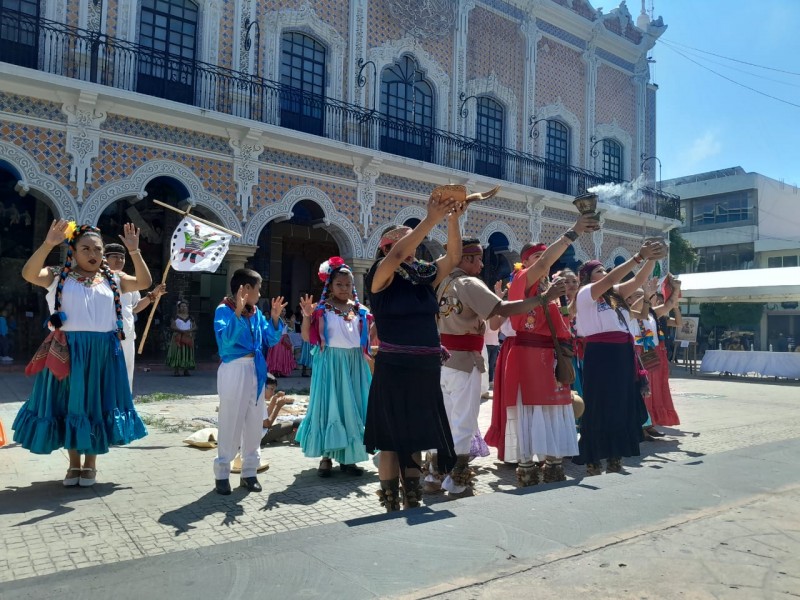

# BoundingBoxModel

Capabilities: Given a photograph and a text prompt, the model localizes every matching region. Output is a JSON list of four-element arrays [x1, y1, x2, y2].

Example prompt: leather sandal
[[79, 468, 97, 487], [317, 458, 333, 478], [63, 468, 81, 487]]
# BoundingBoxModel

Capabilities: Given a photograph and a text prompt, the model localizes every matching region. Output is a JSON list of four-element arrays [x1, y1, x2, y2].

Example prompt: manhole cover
[[673, 393, 725, 399]]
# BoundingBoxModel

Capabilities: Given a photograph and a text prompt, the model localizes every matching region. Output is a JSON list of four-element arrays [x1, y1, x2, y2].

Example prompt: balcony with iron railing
[[0, 9, 680, 219]]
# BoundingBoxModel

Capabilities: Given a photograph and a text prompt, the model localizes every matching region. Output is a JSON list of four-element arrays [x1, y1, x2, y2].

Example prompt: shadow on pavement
[[345, 506, 456, 527], [158, 490, 246, 535], [0, 481, 132, 525], [260, 467, 376, 512]]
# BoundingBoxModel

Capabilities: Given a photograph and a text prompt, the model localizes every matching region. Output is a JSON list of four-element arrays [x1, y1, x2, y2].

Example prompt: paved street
[[1, 365, 799, 598]]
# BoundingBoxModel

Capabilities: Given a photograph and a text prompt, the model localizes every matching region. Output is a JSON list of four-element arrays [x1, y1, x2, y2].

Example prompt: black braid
[[50, 225, 125, 339]]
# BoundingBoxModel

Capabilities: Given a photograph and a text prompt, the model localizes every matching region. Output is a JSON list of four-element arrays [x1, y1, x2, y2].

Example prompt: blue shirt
[[0, 316, 7, 336], [214, 303, 282, 398]]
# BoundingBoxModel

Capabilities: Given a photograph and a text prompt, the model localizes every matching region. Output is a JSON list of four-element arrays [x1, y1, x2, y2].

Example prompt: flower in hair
[[65, 221, 77, 240], [318, 256, 346, 282]]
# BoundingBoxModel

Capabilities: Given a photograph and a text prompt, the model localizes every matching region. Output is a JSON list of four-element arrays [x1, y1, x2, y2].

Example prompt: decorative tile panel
[[103, 115, 230, 153], [0, 92, 67, 123]]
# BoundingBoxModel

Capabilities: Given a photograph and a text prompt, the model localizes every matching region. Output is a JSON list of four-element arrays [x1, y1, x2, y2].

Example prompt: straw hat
[[231, 453, 270, 474], [571, 391, 585, 419]]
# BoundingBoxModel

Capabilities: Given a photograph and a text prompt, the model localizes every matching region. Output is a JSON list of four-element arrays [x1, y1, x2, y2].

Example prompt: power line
[[660, 38, 800, 77], [659, 40, 800, 89], [659, 43, 800, 110]]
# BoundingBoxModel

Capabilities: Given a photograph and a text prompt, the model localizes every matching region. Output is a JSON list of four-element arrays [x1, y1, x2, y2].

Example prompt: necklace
[[324, 301, 356, 321]]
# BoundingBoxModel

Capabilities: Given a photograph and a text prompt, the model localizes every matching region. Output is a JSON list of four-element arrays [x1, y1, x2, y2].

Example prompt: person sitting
[[261, 373, 302, 446], [727, 337, 744, 351]]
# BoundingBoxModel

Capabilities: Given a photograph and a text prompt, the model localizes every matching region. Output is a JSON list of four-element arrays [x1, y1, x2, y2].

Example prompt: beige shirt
[[437, 268, 501, 373]]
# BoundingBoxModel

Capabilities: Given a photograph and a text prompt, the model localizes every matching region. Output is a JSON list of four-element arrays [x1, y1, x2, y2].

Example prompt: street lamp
[[528, 115, 548, 139], [356, 58, 377, 111], [640, 154, 662, 190], [244, 18, 261, 76], [589, 135, 606, 158], [458, 92, 479, 119]]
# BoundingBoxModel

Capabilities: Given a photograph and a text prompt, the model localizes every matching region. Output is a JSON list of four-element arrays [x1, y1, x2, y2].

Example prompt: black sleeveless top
[[368, 262, 440, 348]]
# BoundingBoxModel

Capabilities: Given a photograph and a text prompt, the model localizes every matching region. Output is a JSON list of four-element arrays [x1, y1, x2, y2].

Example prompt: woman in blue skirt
[[14, 220, 151, 487], [295, 257, 373, 477]]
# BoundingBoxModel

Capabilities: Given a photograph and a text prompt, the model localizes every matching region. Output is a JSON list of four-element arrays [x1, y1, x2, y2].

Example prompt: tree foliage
[[669, 228, 697, 274], [699, 303, 764, 328]]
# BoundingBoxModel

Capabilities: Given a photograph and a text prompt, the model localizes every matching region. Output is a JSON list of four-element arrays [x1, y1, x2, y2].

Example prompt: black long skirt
[[364, 351, 456, 473], [575, 341, 648, 465]]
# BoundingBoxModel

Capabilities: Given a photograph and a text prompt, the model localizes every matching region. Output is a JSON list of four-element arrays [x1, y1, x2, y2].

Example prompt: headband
[[521, 243, 547, 262], [462, 243, 483, 257], [579, 260, 604, 281], [379, 226, 412, 249]]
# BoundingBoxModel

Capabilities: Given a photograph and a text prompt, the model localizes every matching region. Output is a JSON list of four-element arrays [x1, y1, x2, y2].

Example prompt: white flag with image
[[169, 216, 231, 273]]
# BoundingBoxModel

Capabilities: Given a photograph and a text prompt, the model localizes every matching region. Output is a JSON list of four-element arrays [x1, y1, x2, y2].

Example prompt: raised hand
[[642, 277, 659, 298], [544, 277, 567, 303], [44, 219, 71, 247], [151, 283, 167, 298], [119, 223, 141, 252], [639, 240, 666, 260], [299, 293, 316, 317], [493, 280, 504, 296], [427, 189, 458, 223], [447, 198, 467, 222], [574, 213, 600, 234], [235, 285, 248, 316], [270, 296, 288, 321]]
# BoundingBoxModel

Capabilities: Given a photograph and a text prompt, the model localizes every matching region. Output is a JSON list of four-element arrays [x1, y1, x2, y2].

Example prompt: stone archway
[[0, 140, 77, 220], [243, 185, 362, 259], [80, 160, 242, 235]]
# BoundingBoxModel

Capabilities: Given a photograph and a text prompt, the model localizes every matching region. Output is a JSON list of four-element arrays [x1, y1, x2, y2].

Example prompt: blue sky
[[650, 0, 799, 184]]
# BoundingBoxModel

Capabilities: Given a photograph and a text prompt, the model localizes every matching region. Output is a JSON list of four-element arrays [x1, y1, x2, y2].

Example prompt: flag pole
[[137, 202, 241, 354], [152, 200, 242, 238], [136, 203, 192, 355]]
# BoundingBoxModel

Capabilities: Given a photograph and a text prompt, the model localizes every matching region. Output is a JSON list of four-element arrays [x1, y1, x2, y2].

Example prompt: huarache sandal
[[317, 457, 333, 478]]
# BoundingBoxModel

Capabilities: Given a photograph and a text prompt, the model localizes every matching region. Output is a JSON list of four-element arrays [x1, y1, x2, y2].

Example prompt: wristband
[[129, 249, 142, 256], [563, 229, 579, 242], [633, 253, 643, 265], [146, 292, 154, 301], [648, 294, 657, 302]]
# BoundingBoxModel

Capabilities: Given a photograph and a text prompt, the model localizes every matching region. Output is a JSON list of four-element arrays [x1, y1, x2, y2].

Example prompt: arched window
[[280, 32, 326, 135], [0, 0, 39, 68], [137, 0, 198, 105], [474, 97, 504, 179], [602, 139, 622, 182], [545, 120, 570, 194], [380, 55, 434, 162]]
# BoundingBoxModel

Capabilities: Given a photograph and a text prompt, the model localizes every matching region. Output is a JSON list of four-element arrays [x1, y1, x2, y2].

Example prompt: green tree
[[669, 228, 697, 274], [699, 303, 764, 328]]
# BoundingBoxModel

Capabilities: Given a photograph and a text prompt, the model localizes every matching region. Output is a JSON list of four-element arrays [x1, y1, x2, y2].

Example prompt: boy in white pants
[[213, 268, 285, 495]]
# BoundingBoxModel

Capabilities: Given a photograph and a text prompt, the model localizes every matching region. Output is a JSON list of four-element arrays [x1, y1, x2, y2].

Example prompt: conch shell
[[432, 184, 501, 205]]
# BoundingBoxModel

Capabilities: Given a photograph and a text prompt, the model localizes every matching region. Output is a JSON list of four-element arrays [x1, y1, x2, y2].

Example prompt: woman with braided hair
[[13, 220, 152, 486], [295, 257, 373, 477]]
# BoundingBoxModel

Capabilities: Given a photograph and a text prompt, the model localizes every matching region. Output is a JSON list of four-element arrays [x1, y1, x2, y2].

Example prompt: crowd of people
[[7, 192, 685, 511]]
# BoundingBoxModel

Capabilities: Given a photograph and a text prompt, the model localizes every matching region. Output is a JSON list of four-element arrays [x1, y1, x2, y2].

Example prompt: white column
[[522, 18, 542, 154], [633, 56, 649, 180], [452, 0, 476, 135], [224, 244, 259, 289], [582, 42, 598, 169], [354, 161, 381, 240], [348, 0, 369, 105]]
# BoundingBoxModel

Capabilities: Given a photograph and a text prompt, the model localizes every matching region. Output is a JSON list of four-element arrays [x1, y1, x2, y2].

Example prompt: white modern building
[[662, 167, 800, 350]]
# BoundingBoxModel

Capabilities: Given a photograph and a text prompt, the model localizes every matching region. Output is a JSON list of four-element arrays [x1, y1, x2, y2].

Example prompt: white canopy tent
[[677, 267, 800, 303]]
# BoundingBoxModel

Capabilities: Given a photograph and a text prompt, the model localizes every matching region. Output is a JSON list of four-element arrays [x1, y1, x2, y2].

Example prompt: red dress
[[485, 271, 572, 460]]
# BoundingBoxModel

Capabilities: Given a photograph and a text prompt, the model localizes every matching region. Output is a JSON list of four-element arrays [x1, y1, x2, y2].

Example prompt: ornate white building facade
[[0, 0, 678, 356]]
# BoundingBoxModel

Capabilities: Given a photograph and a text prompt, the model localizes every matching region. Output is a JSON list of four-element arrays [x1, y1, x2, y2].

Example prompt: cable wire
[[658, 43, 800, 110], [660, 38, 800, 77]]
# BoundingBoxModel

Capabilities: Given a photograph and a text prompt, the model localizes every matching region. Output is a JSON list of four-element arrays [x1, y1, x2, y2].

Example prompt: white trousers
[[214, 357, 263, 479], [440, 366, 482, 455], [121, 337, 135, 392], [480, 346, 490, 395]]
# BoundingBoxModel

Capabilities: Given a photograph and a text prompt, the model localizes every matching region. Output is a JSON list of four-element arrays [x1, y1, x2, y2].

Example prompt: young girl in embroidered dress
[[13, 220, 151, 487], [266, 308, 297, 377], [295, 258, 374, 477]]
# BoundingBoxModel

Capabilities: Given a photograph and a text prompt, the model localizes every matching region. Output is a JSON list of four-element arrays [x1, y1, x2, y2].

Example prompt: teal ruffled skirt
[[13, 331, 147, 455], [295, 346, 370, 464]]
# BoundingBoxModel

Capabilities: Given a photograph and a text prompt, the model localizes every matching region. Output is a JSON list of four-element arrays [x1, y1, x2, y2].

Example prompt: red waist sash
[[585, 331, 631, 344], [440, 333, 484, 352], [510, 331, 554, 349]]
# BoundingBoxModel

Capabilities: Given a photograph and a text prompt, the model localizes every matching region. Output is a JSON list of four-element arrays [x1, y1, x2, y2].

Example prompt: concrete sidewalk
[[1, 372, 799, 598]]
